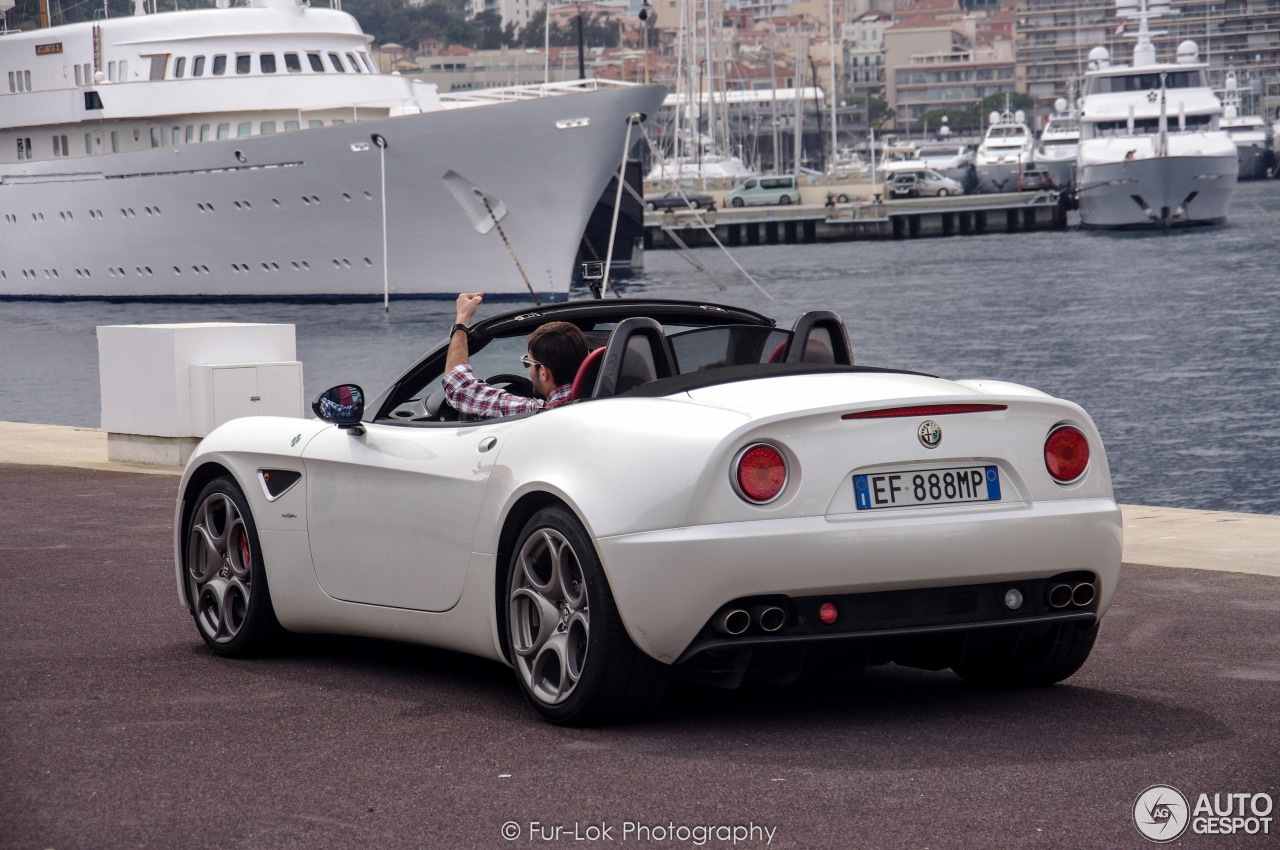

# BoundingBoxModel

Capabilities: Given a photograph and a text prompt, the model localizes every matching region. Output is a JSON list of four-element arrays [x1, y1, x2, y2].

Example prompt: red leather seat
[[569, 347, 606, 401]]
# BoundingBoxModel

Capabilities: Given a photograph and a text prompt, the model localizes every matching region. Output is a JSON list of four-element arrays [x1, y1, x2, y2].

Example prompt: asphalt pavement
[[1, 461, 1277, 849]]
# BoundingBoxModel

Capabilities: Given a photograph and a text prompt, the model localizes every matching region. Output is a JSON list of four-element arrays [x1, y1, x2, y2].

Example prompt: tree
[[867, 96, 894, 130]]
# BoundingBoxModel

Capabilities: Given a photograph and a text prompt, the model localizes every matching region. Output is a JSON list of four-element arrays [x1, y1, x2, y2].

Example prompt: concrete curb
[[2, 420, 1277, 577]]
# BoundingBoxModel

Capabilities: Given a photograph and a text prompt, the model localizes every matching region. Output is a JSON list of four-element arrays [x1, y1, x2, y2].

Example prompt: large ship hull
[[974, 161, 1021, 194], [1034, 156, 1077, 192], [1077, 153, 1236, 228], [1235, 143, 1275, 181], [0, 85, 664, 301]]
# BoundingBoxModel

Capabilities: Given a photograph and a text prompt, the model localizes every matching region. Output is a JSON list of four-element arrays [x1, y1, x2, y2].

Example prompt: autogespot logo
[[1134, 785, 1191, 842]]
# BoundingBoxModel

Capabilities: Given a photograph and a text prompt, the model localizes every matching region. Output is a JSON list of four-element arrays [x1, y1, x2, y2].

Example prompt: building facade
[[1016, 0, 1280, 103]]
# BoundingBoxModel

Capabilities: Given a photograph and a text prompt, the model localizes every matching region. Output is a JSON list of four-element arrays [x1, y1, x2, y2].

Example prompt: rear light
[[734, 443, 788, 504], [1044, 425, 1090, 483], [818, 602, 839, 625]]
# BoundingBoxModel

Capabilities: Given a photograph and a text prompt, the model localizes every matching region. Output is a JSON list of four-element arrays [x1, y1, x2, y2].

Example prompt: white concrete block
[[97, 323, 300, 438]]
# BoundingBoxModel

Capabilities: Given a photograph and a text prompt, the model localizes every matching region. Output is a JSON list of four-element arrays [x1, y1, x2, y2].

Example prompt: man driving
[[442, 291, 589, 419]]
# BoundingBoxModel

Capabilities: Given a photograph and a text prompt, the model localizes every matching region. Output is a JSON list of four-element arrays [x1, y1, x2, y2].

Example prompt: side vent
[[258, 469, 302, 501]]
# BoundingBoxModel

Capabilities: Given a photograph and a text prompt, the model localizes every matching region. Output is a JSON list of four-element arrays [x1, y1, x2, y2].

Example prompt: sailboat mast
[[703, 0, 715, 157]]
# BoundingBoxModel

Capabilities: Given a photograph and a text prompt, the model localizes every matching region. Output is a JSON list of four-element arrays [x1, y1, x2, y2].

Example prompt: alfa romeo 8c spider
[[174, 298, 1121, 724]]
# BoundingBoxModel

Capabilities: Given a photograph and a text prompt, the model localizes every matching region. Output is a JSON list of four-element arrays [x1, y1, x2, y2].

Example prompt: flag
[[1115, 19, 1125, 35]]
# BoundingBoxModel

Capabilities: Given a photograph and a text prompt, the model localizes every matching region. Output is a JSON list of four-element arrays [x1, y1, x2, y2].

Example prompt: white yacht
[[974, 108, 1035, 193], [875, 141, 923, 177], [1034, 96, 1080, 192], [1075, 0, 1235, 228], [0, 0, 665, 300], [1219, 71, 1274, 180], [916, 139, 976, 190]]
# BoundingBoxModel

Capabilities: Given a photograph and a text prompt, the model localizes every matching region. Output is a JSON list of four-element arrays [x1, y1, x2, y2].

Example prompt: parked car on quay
[[646, 189, 716, 212], [1017, 168, 1056, 192], [726, 174, 798, 207], [889, 169, 965, 198], [174, 297, 1121, 725]]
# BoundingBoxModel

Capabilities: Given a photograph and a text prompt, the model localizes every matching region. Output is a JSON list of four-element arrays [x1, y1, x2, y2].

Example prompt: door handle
[[478, 436, 497, 453]]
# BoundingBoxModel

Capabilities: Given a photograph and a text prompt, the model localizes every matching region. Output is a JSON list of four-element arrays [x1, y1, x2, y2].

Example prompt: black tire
[[183, 476, 284, 656], [505, 506, 667, 725], [689, 200, 701, 209], [952, 621, 1099, 687], [937, 188, 949, 197], [731, 197, 745, 208], [779, 195, 792, 205], [836, 193, 849, 203]]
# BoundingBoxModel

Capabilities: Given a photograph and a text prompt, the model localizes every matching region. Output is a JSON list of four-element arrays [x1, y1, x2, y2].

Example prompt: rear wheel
[[836, 193, 849, 203], [506, 506, 667, 724], [184, 476, 283, 656], [779, 195, 792, 205], [952, 621, 1098, 687]]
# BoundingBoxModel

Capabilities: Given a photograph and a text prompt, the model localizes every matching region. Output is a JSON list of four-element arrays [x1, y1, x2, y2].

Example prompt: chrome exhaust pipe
[[712, 608, 750, 636], [751, 605, 786, 633], [1071, 582, 1096, 607], [1047, 583, 1073, 609]]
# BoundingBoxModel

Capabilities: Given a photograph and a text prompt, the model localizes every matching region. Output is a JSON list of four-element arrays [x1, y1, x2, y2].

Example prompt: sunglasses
[[520, 354, 542, 369]]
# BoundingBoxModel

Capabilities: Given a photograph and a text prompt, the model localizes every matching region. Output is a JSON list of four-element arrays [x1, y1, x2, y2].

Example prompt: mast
[[829, 0, 837, 172]]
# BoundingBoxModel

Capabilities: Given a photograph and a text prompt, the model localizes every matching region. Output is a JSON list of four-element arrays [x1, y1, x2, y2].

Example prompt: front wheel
[[184, 476, 283, 656], [778, 195, 792, 205], [937, 188, 949, 197], [506, 506, 667, 724], [952, 621, 1099, 687], [731, 197, 745, 208]]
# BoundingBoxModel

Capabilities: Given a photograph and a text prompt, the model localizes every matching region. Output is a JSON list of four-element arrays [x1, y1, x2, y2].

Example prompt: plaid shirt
[[442, 364, 573, 419]]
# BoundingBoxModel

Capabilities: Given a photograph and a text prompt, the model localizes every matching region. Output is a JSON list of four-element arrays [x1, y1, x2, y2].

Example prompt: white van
[[726, 175, 798, 207]]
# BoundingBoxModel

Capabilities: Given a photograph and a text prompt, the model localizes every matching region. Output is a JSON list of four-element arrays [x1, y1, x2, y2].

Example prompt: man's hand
[[456, 292, 484, 326], [446, 292, 483, 374]]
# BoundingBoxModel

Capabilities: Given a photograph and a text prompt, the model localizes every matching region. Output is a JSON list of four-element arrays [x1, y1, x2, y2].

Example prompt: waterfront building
[[1016, 0, 1280, 103]]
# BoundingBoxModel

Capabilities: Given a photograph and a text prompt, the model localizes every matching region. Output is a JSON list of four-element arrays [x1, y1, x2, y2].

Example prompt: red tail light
[[1045, 425, 1090, 483], [842, 403, 1007, 420], [734, 443, 788, 504]]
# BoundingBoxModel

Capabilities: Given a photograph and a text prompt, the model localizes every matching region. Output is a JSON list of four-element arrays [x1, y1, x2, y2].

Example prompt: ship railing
[[435, 78, 645, 107]]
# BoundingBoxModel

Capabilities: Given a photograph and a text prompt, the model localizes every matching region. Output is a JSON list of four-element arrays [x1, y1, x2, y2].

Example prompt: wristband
[[452, 323, 469, 337]]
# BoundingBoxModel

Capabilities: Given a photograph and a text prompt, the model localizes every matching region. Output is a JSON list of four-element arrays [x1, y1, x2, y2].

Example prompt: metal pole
[[794, 34, 803, 178], [829, 0, 837, 172], [577, 8, 585, 80]]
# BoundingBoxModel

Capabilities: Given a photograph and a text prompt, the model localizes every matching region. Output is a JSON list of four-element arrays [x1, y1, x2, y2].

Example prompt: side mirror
[[313, 384, 365, 429]]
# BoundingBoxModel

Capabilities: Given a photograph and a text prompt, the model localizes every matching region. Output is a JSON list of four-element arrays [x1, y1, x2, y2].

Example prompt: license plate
[[854, 466, 1001, 510]]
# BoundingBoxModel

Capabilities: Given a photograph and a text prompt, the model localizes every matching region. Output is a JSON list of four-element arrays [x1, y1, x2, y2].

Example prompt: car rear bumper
[[594, 498, 1122, 663]]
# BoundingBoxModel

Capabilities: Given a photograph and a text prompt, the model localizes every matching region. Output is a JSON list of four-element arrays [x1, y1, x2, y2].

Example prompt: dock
[[1, 419, 1276, 578], [644, 190, 1068, 249]]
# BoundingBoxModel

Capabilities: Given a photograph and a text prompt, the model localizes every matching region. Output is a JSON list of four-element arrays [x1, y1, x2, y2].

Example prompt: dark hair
[[528, 321, 589, 386]]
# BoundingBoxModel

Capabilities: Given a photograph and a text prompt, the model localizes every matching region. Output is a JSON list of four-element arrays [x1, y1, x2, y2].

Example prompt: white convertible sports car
[[174, 298, 1122, 724]]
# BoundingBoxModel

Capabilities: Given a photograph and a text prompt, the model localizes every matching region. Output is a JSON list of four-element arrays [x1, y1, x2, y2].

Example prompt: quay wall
[[2, 421, 1276, 578]]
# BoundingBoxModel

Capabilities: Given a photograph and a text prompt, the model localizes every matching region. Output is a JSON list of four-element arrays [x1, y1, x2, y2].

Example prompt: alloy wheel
[[187, 490, 254, 644], [508, 527, 590, 706]]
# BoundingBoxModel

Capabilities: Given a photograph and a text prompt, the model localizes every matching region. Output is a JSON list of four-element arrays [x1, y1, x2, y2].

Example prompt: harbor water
[[2, 181, 1278, 515]]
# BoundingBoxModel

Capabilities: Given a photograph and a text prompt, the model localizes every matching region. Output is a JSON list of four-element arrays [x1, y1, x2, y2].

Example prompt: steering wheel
[[485, 373, 535, 397], [423, 373, 535, 422], [425, 387, 458, 421]]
